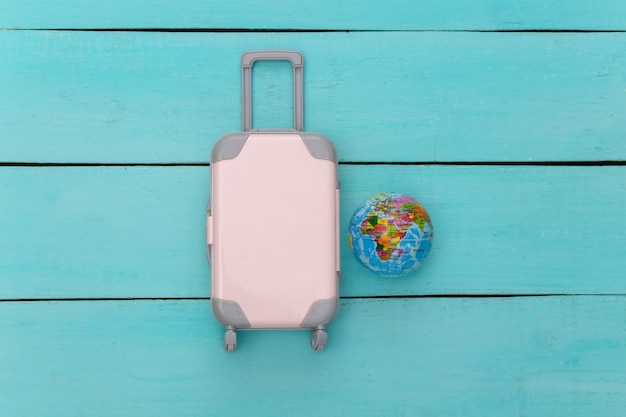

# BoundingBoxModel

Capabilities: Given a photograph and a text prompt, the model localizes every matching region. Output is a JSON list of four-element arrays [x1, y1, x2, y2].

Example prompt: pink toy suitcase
[[206, 51, 340, 352]]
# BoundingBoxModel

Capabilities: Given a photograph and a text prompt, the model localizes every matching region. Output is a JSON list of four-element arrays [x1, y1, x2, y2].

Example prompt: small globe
[[348, 193, 434, 277]]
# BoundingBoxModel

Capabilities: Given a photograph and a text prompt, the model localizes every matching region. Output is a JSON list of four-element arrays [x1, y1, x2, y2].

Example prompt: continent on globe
[[348, 193, 433, 277]]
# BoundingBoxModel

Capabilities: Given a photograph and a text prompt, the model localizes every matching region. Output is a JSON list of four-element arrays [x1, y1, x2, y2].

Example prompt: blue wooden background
[[2, 2, 626, 416]]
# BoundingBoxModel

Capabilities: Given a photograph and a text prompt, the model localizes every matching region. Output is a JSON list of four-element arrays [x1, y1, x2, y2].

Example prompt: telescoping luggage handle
[[241, 50, 304, 132]]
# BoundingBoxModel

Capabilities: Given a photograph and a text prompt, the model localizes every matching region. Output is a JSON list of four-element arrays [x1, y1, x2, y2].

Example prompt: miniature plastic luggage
[[206, 51, 340, 352]]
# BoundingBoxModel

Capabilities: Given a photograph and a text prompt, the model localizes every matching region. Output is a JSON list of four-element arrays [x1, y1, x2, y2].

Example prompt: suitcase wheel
[[224, 328, 237, 352], [311, 328, 327, 352]]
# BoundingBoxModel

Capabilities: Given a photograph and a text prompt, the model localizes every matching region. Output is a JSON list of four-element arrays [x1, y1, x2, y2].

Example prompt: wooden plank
[[2, 31, 625, 163], [1, 297, 625, 416], [2, 0, 625, 30], [1, 165, 625, 299]]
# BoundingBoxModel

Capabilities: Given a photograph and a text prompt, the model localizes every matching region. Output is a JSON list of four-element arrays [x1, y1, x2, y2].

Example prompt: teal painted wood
[[2, 297, 625, 416], [2, 31, 626, 163], [2, 165, 625, 299], [2, 0, 626, 30]]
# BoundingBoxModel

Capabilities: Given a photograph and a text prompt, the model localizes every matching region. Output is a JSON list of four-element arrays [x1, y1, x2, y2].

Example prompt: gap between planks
[[4, 28, 626, 33], [1, 294, 624, 303], [1, 161, 625, 167]]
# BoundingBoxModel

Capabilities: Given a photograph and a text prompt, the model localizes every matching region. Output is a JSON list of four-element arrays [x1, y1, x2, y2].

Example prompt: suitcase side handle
[[241, 50, 304, 132]]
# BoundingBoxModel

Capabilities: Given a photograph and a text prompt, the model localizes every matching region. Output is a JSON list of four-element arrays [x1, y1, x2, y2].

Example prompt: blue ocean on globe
[[348, 193, 434, 277]]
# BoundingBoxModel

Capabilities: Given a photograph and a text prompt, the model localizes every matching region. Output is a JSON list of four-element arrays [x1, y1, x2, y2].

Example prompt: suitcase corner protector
[[211, 298, 251, 329], [300, 297, 339, 328], [299, 132, 338, 162], [211, 132, 250, 163]]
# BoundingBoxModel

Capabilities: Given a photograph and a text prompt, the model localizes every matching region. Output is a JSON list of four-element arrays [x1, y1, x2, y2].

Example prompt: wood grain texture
[[2, 297, 625, 416], [2, 31, 626, 163], [1, 165, 624, 299], [2, 0, 626, 30], [3, 1, 625, 412]]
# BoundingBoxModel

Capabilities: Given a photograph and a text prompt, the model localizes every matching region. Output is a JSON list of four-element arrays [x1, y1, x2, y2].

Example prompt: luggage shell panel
[[209, 132, 339, 329]]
